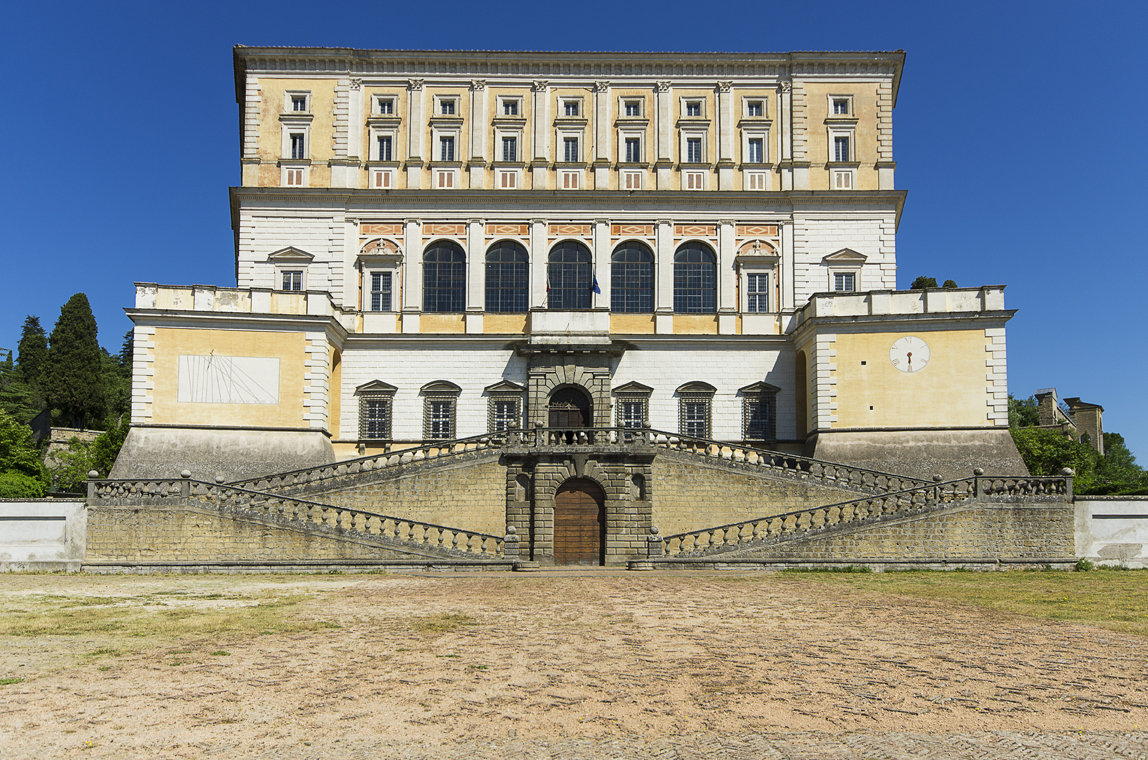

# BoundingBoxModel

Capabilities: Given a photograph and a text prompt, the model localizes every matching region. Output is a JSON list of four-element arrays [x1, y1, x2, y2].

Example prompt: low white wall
[[1075, 497, 1148, 567], [0, 499, 86, 571]]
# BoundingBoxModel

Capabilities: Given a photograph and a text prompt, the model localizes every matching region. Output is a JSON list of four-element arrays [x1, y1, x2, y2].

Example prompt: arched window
[[485, 241, 529, 313], [548, 242, 592, 310], [423, 241, 466, 313], [673, 242, 716, 313], [610, 242, 654, 313]]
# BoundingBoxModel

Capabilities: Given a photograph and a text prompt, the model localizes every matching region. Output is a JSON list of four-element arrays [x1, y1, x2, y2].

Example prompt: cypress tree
[[16, 315, 48, 388], [43, 294, 106, 429]]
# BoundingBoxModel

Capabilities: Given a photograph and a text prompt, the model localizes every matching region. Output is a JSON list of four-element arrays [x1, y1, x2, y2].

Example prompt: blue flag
[[591, 276, 601, 294]]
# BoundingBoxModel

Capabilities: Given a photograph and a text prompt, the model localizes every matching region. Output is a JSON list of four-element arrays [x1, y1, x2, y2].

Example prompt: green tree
[[1010, 427, 1100, 492], [1008, 395, 1040, 428], [910, 276, 938, 289], [48, 416, 130, 492], [42, 294, 106, 429], [1093, 433, 1148, 495], [0, 409, 49, 497], [942, 279, 958, 289], [0, 352, 40, 424], [16, 315, 47, 388], [101, 346, 131, 422]]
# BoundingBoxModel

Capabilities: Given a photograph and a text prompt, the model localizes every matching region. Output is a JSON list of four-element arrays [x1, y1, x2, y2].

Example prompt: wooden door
[[548, 387, 590, 428], [553, 478, 605, 565]]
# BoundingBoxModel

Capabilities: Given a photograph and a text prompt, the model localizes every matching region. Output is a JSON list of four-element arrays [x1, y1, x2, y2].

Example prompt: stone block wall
[[738, 502, 1074, 561], [652, 449, 866, 536], [86, 504, 433, 563]]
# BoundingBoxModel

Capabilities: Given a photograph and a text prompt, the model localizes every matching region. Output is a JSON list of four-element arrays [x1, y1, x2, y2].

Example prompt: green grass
[[412, 612, 477, 633], [789, 568, 1148, 636]]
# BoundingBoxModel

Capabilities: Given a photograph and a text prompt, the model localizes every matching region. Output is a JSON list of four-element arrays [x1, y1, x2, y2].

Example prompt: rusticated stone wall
[[652, 449, 868, 536], [734, 502, 1075, 561]]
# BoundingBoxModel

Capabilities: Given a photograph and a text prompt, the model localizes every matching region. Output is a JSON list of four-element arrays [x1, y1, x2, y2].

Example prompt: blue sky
[[2, 0, 1145, 457]]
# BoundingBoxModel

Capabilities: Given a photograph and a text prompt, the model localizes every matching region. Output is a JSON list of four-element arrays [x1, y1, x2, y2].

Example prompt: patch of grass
[[781, 565, 872, 574], [788, 570, 1148, 637], [0, 678, 23, 685], [210, 651, 230, 656], [412, 612, 477, 633]]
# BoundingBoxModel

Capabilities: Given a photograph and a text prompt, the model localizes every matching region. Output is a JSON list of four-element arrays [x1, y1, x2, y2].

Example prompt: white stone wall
[[237, 210, 346, 297], [1076, 498, 1148, 568], [792, 213, 897, 303], [0, 500, 86, 571]]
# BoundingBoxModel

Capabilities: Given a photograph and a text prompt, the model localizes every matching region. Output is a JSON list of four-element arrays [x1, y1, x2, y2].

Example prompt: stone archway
[[548, 386, 592, 428], [552, 477, 605, 565]]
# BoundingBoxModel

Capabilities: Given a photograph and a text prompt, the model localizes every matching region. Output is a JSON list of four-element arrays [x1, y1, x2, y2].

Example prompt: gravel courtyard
[[1, 570, 1146, 759]]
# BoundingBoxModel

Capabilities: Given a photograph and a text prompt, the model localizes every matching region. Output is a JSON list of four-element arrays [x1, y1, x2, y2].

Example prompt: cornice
[[233, 46, 905, 103]]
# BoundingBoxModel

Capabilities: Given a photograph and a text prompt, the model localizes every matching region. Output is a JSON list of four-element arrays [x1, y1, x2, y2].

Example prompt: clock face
[[889, 336, 931, 373]]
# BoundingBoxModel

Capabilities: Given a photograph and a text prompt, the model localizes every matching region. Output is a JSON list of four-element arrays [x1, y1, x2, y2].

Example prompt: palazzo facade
[[115, 47, 1023, 485]]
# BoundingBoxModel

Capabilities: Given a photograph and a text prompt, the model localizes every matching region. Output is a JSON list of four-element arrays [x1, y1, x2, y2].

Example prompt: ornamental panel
[[361, 223, 404, 236], [486, 223, 530, 237], [736, 224, 778, 237], [674, 224, 717, 237], [424, 223, 467, 237], [611, 224, 654, 237], [549, 224, 593, 237]]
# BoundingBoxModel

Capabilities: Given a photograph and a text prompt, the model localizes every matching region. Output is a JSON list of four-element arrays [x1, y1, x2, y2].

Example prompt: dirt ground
[[1, 570, 1146, 759]]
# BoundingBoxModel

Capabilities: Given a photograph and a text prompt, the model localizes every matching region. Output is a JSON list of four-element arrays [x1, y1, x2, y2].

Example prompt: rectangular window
[[561, 171, 580, 189], [685, 171, 704, 190], [289, 133, 306, 160], [747, 272, 769, 313], [833, 169, 854, 190], [624, 100, 641, 117], [685, 101, 702, 117], [744, 397, 771, 441], [436, 170, 455, 188], [686, 137, 702, 163], [624, 137, 641, 163], [747, 100, 763, 117], [681, 399, 710, 438], [428, 399, 454, 439], [618, 400, 646, 429], [291, 95, 307, 112], [833, 98, 850, 115], [491, 399, 519, 432], [360, 397, 391, 440], [623, 170, 642, 190], [377, 97, 394, 115], [747, 138, 764, 163], [563, 100, 579, 117], [499, 170, 517, 189], [747, 171, 766, 190], [372, 169, 393, 189], [440, 99, 456, 115], [285, 167, 304, 187], [501, 136, 517, 162], [377, 135, 392, 161], [440, 136, 455, 162], [370, 272, 392, 311], [834, 135, 850, 162], [563, 137, 579, 162], [281, 270, 303, 291], [503, 100, 518, 116], [834, 272, 857, 292]]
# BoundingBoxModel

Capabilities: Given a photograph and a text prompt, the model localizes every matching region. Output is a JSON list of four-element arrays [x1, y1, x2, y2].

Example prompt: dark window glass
[[610, 243, 654, 313], [682, 400, 709, 438], [428, 399, 453, 439], [362, 398, 390, 439], [423, 242, 466, 312], [377, 135, 392, 161], [619, 400, 645, 429], [673, 243, 716, 313], [746, 272, 769, 313], [547, 242, 592, 310], [290, 133, 305, 159], [625, 138, 641, 163], [492, 399, 518, 431], [485, 241, 528, 313], [745, 397, 770, 440], [370, 272, 392, 311], [281, 270, 303, 291]]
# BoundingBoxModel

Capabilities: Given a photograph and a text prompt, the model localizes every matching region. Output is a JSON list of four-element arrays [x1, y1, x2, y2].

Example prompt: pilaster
[[469, 80, 487, 189], [655, 219, 674, 331], [402, 218, 422, 332], [406, 79, 425, 188], [593, 219, 610, 308], [655, 81, 673, 189], [532, 80, 550, 187], [466, 218, 484, 328], [530, 219, 548, 308]]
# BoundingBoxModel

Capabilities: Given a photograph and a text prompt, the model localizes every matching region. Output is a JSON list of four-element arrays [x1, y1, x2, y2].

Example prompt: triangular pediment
[[676, 381, 716, 395], [484, 380, 525, 393], [821, 248, 867, 263], [421, 380, 462, 394], [267, 246, 315, 264], [739, 381, 781, 395], [613, 381, 653, 395], [354, 380, 397, 395]]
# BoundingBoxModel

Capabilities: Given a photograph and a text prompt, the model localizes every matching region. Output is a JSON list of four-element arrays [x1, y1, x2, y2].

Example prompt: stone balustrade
[[89, 477, 506, 559], [657, 474, 1071, 559]]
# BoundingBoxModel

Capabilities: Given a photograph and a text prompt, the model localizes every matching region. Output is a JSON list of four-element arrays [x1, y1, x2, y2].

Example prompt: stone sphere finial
[[506, 525, 517, 535], [1061, 467, 1075, 476], [649, 525, 660, 535], [87, 470, 99, 479], [973, 468, 985, 476], [215, 475, 225, 484], [932, 474, 943, 482], [180, 470, 192, 479]]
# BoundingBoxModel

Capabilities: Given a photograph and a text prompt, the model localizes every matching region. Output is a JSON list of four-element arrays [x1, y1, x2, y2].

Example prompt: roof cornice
[[232, 46, 905, 103]]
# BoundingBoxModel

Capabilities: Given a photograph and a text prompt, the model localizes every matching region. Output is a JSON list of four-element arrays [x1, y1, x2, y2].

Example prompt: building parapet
[[794, 285, 1007, 328], [134, 283, 351, 322]]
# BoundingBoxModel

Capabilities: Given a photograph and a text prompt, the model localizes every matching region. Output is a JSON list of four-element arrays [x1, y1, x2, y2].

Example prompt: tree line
[[0, 294, 132, 497]]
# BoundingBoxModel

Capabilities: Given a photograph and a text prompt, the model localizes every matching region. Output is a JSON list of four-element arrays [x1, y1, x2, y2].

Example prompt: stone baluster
[[646, 526, 663, 559], [503, 525, 519, 560]]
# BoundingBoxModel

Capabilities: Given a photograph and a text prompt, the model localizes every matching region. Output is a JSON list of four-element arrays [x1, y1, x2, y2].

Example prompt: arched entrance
[[553, 478, 605, 566], [549, 386, 591, 428]]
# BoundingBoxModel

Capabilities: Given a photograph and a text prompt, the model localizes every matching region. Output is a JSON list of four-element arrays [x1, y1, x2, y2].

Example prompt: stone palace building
[[113, 46, 1026, 493]]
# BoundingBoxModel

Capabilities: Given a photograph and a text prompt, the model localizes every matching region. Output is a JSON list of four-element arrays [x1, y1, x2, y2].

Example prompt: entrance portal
[[552, 478, 605, 565], [549, 387, 591, 428]]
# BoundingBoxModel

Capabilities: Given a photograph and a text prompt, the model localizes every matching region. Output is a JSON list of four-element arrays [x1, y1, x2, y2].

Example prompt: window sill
[[740, 162, 775, 169], [824, 116, 858, 124], [826, 161, 861, 168], [365, 160, 401, 168], [429, 116, 464, 125], [277, 159, 312, 166], [278, 113, 314, 123], [617, 162, 650, 169], [367, 116, 402, 126], [614, 117, 650, 127], [553, 117, 589, 127]]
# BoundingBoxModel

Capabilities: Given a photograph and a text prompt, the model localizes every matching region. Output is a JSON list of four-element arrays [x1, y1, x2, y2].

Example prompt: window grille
[[563, 137, 579, 162], [617, 399, 647, 429], [610, 243, 654, 313], [485, 241, 529, 313], [489, 397, 520, 432], [359, 396, 391, 440], [743, 395, 773, 441], [548, 242, 593, 310], [686, 137, 702, 163], [679, 397, 711, 438], [673, 243, 717, 313], [423, 242, 466, 312], [281, 270, 303, 291], [834, 272, 856, 292], [425, 398, 455, 440], [834, 135, 850, 162]]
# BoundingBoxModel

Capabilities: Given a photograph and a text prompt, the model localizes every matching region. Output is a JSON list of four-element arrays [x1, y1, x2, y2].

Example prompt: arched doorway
[[553, 478, 605, 565], [549, 386, 591, 428]]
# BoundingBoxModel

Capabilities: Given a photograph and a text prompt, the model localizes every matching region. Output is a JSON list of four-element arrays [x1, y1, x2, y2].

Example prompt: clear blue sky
[[2, 0, 1145, 458]]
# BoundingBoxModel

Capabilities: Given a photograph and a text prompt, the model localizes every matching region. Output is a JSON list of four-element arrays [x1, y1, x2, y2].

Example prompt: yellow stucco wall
[[832, 329, 988, 428], [256, 78, 338, 188], [803, 82, 879, 191], [484, 314, 529, 334], [673, 315, 719, 334], [610, 314, 656, 334], [151, 328, 307, 427], [420, 314, 466, 333]]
